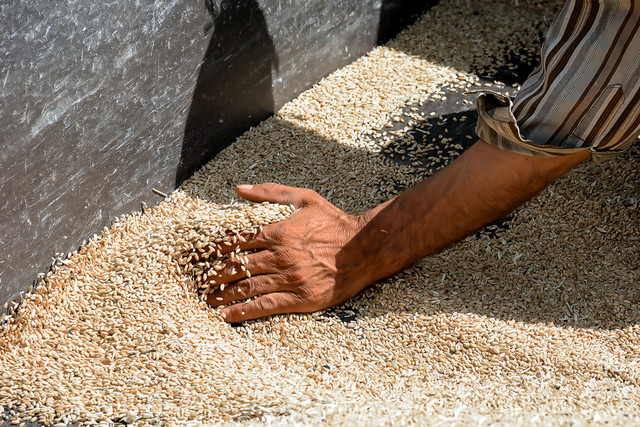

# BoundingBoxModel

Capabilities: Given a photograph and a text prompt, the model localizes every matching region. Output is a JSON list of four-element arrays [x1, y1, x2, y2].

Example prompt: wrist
[[341, 205, 411, 285]]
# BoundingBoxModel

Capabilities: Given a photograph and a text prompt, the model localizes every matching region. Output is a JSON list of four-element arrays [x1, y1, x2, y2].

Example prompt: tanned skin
[[206, 139, 590, 322]]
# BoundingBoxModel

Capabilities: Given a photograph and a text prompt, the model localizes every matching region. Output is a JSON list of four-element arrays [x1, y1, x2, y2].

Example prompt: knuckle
[[263, 182, 279, 192], [301, 188, 318, 202], [236, 280, 253, 298], [264, 225, 286, 243], [255, 294, 277, 312], [275, 247, 296, 268], [297, 286, 315, 303], [222, 263, 238, 277]]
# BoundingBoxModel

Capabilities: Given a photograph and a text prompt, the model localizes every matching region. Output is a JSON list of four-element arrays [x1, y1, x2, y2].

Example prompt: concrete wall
[[0, 0, 435, 307]]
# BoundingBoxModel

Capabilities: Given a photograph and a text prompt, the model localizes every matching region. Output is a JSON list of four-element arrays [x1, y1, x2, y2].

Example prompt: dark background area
[[0, 1, 436, 309]]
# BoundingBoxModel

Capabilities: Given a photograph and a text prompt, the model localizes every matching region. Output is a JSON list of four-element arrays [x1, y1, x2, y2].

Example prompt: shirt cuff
[[474, 91, 612, 163]]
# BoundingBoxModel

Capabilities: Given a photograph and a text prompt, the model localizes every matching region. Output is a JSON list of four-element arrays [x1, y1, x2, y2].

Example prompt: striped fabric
[[475, 0, 640, 163]]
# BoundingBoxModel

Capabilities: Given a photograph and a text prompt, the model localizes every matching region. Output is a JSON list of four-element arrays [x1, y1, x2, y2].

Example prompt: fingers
[[190, 231, 271, 261], [204, 249, 277, 286], [215, 230, 270, 255], [236, 183, 316, 208], [221, 292, 301, 322], [207, 275, 281, 307]]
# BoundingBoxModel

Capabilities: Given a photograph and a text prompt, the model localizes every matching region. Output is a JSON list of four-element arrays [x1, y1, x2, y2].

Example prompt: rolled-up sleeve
[[475, 0, 640, 164]]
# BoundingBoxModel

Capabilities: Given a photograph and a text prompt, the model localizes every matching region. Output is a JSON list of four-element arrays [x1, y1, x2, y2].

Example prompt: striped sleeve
[[475, 0, 640, 163]]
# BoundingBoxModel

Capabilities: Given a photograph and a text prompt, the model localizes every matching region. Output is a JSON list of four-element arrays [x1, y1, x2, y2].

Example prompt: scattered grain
[[2, 1, 639, 426]]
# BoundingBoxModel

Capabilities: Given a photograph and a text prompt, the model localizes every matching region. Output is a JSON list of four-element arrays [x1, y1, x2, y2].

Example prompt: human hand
[[206, 183, 377, 322]]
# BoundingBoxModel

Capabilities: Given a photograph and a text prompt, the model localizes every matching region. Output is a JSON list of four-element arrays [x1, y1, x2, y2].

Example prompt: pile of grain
[[2, 0, 640, 425]]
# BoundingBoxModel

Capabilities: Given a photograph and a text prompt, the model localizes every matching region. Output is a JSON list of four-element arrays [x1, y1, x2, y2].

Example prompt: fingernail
[[237, 184, 253, 190]]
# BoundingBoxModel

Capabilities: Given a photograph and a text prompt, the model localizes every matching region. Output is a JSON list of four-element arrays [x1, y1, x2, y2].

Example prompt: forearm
[[343, 140, 590, 283]]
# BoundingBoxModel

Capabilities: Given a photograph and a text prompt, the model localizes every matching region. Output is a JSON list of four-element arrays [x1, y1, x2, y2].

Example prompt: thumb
[[236, 183, 313, 207]]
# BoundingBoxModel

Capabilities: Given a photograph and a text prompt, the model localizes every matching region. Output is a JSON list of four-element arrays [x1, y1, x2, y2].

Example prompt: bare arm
[[208, 139, 590, 322]]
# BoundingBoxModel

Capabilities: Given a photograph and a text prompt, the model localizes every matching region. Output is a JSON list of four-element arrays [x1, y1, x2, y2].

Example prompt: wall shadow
[[377, 0, 436, 44], [176, 0, 445, 188], [176, 0, 278, 186]]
